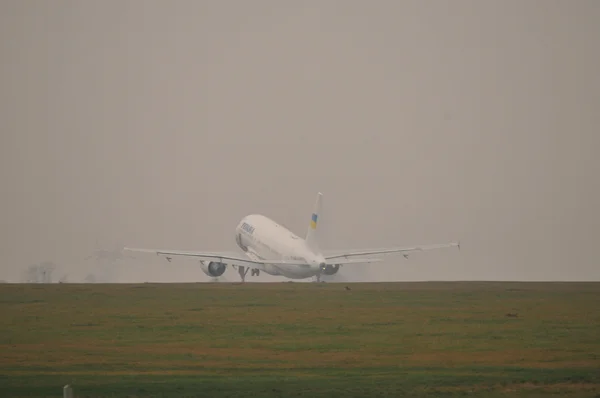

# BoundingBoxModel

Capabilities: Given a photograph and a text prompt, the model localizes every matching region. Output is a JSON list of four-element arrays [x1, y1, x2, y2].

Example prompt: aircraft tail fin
[[305, 192, 323, 254]]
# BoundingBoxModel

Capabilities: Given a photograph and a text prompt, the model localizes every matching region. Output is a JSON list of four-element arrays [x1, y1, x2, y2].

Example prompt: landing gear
[[237, 266, 250, 282], [235, 266, 259, 282]]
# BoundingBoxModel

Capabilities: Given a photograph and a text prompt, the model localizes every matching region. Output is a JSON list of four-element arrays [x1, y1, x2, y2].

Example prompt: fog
[[1, 1, 599, 283]]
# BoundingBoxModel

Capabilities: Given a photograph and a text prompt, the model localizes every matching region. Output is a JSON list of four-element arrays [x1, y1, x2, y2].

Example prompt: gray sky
[[1, 0, 599, 283]]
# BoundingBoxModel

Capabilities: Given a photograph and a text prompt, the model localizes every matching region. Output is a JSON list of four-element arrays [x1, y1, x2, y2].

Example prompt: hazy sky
[[1, 0, 599, 283]]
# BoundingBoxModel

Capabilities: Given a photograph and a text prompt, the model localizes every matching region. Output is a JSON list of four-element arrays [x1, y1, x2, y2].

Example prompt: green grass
[[1, 282, 599, 397]]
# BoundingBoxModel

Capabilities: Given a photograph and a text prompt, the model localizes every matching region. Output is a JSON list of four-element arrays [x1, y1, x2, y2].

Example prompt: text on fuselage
[[241, 222, 255, 234]]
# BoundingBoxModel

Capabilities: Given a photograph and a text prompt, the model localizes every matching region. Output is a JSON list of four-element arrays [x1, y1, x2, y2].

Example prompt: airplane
[[124, 192, 460, 282]]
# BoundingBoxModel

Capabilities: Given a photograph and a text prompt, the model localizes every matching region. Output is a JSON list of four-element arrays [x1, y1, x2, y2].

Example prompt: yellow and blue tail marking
[[306, 192, 323, 253], [310, 213, 318, 229]]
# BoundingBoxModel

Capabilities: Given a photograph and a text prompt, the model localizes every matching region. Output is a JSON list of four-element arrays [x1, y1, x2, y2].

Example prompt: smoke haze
[[1, 1, 599, 283]]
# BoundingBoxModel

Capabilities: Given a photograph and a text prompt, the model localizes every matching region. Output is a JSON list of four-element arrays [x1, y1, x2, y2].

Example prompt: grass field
[[1, 281, 599, 397]]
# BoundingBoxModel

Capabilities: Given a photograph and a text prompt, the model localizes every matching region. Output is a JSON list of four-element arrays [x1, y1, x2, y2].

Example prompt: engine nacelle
[[200, 261, 227, 277], [322, 264, 340, 275]]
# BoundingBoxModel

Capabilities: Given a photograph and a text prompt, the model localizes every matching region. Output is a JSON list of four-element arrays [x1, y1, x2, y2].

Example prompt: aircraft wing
[[322, 242, 460, 261], [328, 257, 384, 265], [124, 247, 316, 268]]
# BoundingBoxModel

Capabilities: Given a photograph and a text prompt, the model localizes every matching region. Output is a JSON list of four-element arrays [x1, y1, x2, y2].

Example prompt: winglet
[[305, 192, 323, 254]]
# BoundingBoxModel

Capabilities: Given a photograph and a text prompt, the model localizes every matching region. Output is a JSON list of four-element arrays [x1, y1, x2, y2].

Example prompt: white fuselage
[[234, 214, 325, 279]]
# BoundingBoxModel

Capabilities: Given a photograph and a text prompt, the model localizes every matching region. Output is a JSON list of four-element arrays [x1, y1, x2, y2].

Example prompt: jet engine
[[200, 261, 227, 277], [321, 264, 340, 276]]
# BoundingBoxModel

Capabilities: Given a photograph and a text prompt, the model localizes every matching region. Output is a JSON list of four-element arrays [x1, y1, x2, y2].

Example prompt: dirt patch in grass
[[407, 349, 599, 368]]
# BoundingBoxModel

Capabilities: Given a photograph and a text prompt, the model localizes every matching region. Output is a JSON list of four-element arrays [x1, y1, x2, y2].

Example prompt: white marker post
[[63, 385, 73, 398]]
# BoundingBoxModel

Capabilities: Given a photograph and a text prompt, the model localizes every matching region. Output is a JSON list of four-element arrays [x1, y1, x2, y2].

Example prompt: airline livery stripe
[[311, 213, 318, 222], [310, 213, 318, 229]]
